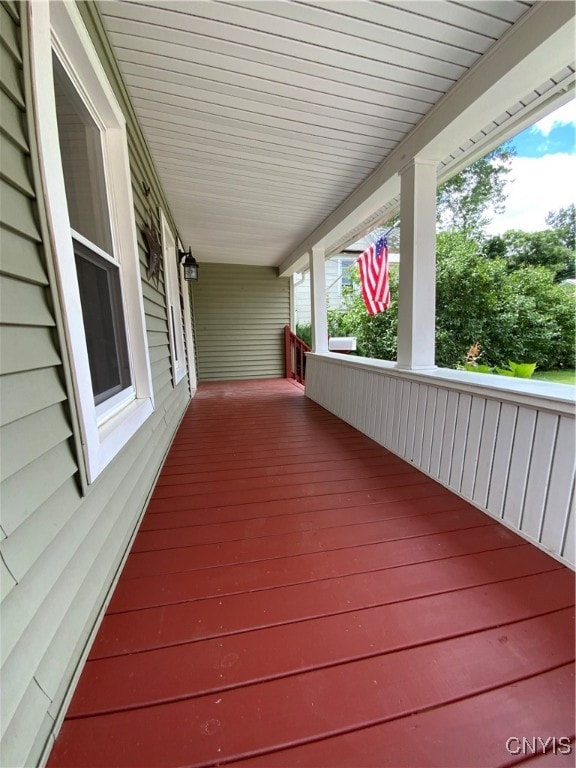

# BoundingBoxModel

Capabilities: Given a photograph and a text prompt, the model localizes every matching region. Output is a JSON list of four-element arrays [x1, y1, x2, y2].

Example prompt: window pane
[[53, 55, 113, 255], [74, 241, 131, 405], [341, 259, 355, 287]]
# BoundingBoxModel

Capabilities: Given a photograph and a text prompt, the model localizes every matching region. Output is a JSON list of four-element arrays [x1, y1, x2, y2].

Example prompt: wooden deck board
[[115, 524, 522, 613], [131, 493, 470, 549], [230, 666, 575, 768], [125, 508, 499, 573], [48, 380, 575, 768], [140, 483, 455, 530], [110, 525, 525, 613]]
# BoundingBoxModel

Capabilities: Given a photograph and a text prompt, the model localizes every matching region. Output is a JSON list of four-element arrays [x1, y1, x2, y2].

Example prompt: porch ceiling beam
[[278, 1, 575, 277]]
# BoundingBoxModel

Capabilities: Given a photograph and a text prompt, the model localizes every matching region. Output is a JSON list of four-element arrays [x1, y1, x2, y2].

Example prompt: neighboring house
[[294, 254, 354, 325]]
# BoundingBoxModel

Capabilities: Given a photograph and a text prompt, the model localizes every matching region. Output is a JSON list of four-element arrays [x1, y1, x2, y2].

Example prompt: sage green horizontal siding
[[0, 38, 24, 106], [0, 88, 28, 151], [2, 680, 52, 768], [0, 3, 21, 61], [0, 225, 48, 284], [1, 479, 81, 583], [2, 1, 19, 22], [1, 442, 78, 536], [0, 131, 34, 195], [0, 4, 192, 767], [0, 403, 73, 482], [193, 263, 290, 381], [0, 178, 41, 240], [0, 326, 61, 374], [0, 368, 67, 427], [0, 274, 55, 326], [1, 559, 17, 601]]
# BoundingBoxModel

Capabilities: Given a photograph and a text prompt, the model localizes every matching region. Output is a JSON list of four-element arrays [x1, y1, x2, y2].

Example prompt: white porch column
[[309, 246, 329, 353], [396, 158, 438, 370]]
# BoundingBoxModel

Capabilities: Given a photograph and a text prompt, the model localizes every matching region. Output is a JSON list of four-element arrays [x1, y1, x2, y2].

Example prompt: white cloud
[[532, 100, 576, 137], [485, 153, 576, 235]]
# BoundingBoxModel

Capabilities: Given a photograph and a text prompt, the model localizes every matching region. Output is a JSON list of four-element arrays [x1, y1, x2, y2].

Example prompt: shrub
[[295, 322, 312, 348]]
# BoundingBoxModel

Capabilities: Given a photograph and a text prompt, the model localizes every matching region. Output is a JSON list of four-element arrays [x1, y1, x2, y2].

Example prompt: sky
[[485, 99, 576, 235]]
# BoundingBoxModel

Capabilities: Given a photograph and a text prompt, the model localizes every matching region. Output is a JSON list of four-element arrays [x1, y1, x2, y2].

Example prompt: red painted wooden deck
[[49, 379, 575, 768]]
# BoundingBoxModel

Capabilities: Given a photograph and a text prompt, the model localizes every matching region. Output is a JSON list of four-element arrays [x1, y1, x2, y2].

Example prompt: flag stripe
[[357, 238, 390, 315]]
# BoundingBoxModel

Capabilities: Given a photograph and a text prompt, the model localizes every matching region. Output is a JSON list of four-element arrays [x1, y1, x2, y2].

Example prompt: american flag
[[356, 237, 390, 315]]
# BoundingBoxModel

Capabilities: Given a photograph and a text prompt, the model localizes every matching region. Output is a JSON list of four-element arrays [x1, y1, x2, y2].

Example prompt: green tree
[[546, 203, 575, 250], [437, 144, 514, 236], [502, 266, 576, 367], [436, 232, 575, 369], [482, 229, 575, 281], [435, 232, 510, 367]]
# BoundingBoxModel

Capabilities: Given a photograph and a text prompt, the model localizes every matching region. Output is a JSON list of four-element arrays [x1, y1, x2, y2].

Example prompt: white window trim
[[160, 212, 186, 386], [29, 1, 154, 484]]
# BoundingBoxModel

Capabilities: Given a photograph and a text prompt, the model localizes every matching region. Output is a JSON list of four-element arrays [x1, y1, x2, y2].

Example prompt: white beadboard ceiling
[[98, 0, 575, 269]]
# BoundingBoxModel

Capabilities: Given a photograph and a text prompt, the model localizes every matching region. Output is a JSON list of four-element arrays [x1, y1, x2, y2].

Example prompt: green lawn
[[532, 369, 576, 385]]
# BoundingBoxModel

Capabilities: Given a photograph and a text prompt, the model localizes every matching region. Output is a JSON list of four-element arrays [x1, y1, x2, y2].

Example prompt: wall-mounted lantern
[[178, 247, 199, 281]]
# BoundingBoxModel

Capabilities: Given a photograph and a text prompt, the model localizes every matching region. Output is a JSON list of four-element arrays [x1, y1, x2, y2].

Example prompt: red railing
[[284, 325, 311, 385]]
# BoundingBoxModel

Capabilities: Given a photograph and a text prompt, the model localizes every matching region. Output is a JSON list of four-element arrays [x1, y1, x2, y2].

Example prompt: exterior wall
[[0, 4, 192, 766], [306, 354, 575, 569], [192, 263, 290, 381]]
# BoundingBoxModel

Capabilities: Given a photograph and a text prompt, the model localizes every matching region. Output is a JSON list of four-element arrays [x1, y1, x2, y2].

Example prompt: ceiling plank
[[104, 13, 449, 100], [96, 0, 572, 269]]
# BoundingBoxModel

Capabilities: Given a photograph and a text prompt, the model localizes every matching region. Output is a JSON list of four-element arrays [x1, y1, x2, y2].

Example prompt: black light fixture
[[178, 247, 199, 281]]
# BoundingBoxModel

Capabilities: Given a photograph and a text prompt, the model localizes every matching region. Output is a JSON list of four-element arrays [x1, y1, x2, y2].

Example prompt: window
[[339, 258, 356, 291], [53, 57, 132, 407], [29, 2, 154, 483], [161, 212, 186, 385]]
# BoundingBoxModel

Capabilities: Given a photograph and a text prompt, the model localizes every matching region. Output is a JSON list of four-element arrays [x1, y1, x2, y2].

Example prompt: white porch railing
[[306, 353, 575, 570]]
